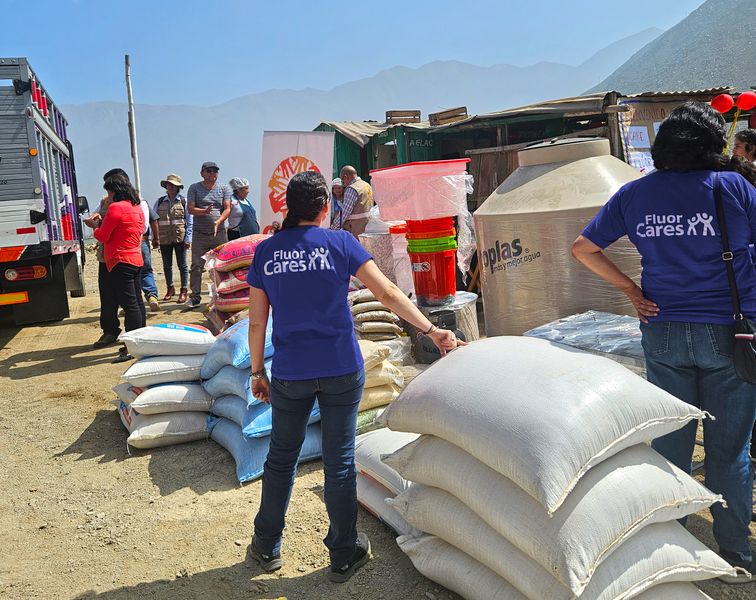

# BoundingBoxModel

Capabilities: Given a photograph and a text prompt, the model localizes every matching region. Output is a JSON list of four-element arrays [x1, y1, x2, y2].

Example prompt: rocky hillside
[[589, 0, 756, 93]]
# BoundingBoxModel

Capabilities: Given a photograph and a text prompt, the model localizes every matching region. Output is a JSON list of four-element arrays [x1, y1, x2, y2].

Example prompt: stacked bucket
[[403, 217, 457, 307]]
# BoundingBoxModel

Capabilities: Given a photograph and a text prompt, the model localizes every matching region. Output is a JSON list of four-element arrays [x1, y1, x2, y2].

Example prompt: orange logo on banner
[[267, 155, 321, 214]]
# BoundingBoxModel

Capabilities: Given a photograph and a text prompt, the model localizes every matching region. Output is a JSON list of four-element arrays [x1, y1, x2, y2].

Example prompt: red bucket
[[405, 227, 456, 240], [409, 249, 457, 307], [406, 217, 455, 233]]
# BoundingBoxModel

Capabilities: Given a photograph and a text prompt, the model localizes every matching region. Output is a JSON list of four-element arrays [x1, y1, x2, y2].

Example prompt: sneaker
[[147, 295, 161, 312], [245, 536, 283, 572], [112, 346, 134, 364], [93, 331, 120, 349], [328, 532, 371, 583], [717, 549, 754, 584], [184, 297, 201, 310]]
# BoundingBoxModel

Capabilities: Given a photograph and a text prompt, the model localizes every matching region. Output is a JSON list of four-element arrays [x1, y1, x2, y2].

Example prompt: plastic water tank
[[473, 138, 643, 336]]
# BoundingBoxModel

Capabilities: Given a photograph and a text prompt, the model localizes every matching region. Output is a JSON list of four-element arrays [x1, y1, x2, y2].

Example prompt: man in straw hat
[[154, 174, 193, 303]]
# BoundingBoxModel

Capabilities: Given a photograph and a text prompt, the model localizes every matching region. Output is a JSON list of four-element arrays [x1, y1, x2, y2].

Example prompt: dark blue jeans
[[642, 321, 756, 562], [140, 240, 158, 300], [253, 369, 365, 567]]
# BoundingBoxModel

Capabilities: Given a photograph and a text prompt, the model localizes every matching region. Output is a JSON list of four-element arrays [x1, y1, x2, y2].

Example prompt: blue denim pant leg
[[140, 240, 158, 299], [316, 370, 364, 567], [253, 370, 364, 565], [254, 377, 317, 557], [644, 321, 756, 561]]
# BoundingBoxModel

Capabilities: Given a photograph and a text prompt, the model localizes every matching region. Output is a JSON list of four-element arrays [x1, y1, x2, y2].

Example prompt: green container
[[407, 238, 458, 253]]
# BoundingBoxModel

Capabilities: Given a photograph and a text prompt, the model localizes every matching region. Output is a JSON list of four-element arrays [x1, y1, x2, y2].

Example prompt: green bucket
[[406, 237, 458, 253]]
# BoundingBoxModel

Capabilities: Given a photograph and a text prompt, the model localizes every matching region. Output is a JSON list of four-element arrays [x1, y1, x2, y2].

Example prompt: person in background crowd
[[154, 174, 192, 304], [85, 185, 116, 348], [186, 161, 232, 309], [92, 169, 161, 313], [244, 171, 463, 583], [331, 177, 344, 222], [227, 177, 260, 240], [732, 129, 756, 164], [86, 168, 150, 347], [329, 165, 373, 238], [571, 102, 756, 584], [93, 175, 146, 363]]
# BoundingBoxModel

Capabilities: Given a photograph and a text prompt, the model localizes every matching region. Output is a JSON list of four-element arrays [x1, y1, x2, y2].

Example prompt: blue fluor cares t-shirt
[[582, 170, 756, 324], [247, 226, 372, 380]]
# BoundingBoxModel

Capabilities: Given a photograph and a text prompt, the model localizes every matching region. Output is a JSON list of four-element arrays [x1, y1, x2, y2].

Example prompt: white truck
[[0, 57, 88, 325]]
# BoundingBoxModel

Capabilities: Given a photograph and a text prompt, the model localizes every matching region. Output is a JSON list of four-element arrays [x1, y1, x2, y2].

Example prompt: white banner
[[259, 131, 335, 233]]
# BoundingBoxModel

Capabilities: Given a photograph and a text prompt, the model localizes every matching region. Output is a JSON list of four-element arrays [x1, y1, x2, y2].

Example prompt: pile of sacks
[[349, 289, 402, 342], [113, 324, 216, 449], [354, 339, 406, 435], [200, 318, 323, 483], [357, 337, 741, 599], [203, 234, 270, 322]]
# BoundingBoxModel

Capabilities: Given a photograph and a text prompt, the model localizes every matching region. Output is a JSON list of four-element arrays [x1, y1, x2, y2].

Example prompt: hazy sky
[[2, 0, 705, 106]]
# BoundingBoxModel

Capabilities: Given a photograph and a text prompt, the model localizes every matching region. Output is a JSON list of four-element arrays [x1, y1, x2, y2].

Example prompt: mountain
[[62, 28, 661, 210], [588, 0, 756, 94]]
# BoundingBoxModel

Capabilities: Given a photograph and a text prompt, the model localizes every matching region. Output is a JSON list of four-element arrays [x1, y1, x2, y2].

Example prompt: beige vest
[[156, 195, 187, 245], [95, 196, 113, 263], [346, 178, 374, 221]]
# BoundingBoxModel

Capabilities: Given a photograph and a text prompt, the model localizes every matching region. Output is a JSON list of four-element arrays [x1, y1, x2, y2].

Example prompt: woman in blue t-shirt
[[572, 102, 756, 583], [243, 171, 462, 583]]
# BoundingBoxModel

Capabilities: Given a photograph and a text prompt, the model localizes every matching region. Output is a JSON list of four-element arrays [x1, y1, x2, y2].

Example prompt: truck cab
[[0, 57, 87, 325]]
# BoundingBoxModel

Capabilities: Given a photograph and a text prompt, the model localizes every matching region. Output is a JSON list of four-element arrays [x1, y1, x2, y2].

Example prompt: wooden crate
[[429, 106, 468, 126], [385, 110, 421, 124]]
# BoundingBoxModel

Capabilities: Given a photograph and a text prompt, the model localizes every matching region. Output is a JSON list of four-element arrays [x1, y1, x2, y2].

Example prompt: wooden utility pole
[[124, 55, 141, 195]]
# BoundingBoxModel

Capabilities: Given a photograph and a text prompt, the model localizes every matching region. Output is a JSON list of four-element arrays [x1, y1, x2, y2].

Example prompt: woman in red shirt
[[94, 176, 146, 360]]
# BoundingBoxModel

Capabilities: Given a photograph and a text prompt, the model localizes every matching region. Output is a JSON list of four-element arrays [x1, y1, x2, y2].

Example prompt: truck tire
[[70, 285, 87, 298]]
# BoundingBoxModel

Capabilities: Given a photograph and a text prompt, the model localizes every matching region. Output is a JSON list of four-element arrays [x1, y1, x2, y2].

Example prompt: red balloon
[[711, 94, 735, 113], [736, 91, 756, 111]]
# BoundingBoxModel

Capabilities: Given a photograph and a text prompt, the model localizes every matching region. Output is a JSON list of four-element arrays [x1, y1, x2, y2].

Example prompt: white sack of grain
[[380, 336, 707, 514], [397, 535, 527, 600], [113, 401, 208, 449], [389, 485, 736, 600], [384, 437, 722, 594], [117, 323, 215, 358], [129, 383, 212, 415], [121, 355, 204, 388], [356, 473, 420, 537], [355, 428, 418, 494]]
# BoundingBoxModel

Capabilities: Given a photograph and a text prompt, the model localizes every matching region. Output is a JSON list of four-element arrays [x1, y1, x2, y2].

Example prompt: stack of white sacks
[[349, 289, 403, 342], [356, 337, 743, 600], [113, 324, 216, 449], [200, 318, 323, 484]]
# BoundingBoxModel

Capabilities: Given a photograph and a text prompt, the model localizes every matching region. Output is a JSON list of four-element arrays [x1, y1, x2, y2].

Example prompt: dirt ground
[[0, 248, 753, 600]]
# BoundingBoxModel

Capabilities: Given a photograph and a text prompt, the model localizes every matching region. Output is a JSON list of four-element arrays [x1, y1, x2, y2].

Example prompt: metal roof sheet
[[319, 120, 431, 147]]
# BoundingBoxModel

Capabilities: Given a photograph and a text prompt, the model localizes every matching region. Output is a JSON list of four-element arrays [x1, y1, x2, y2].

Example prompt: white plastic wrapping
[[370, 160, 475, 275]]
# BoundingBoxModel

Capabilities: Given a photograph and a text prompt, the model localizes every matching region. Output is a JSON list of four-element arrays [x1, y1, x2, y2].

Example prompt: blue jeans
[[642, 321, 756, 562], [140, 240, 158, 300], [253, 370, 365, 567]]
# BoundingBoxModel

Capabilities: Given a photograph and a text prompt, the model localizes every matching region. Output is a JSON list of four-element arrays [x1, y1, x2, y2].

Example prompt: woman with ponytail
[[572, 102, 756, 583], [242, 171, 462, 582]]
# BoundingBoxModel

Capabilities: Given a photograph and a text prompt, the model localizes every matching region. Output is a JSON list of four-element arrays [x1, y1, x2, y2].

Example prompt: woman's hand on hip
[[252, 377, 270, 404], [623, 284, 659, 323], [428, 328, 467, 357]]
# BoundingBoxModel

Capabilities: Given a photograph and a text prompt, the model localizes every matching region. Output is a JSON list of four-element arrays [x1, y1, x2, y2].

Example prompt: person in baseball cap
[[185, 162, 232, 308]]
